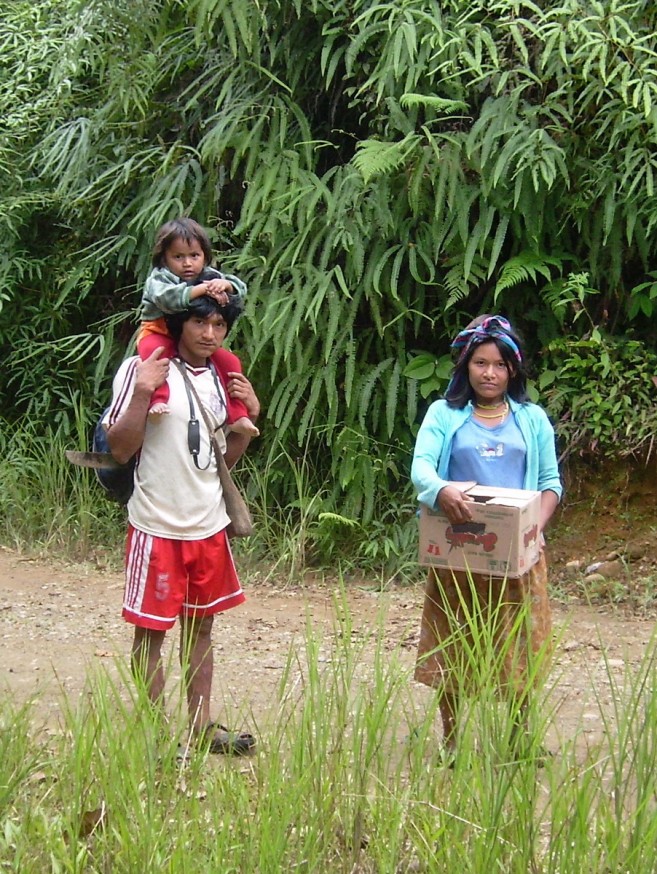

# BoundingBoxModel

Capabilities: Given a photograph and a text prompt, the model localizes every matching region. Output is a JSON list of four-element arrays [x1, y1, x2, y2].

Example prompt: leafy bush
[[5, 0, 657, 537], [235, 437, 420, 582], [540, 334, 657, 460]]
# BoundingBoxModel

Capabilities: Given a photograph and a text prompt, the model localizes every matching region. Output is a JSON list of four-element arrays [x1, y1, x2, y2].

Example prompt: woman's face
[[467, 341, 511, 405]]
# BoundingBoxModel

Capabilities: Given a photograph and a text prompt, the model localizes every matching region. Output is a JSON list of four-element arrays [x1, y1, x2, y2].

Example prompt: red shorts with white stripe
[[123, 525, 245, 630]]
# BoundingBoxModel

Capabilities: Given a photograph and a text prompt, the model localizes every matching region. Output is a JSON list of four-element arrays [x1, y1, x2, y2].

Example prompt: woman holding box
[[410, 315, 562, 759]]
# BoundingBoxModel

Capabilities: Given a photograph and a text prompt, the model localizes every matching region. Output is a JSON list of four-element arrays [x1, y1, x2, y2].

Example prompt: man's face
[[178, 313, 228, 366], [163, 236, 206, 281]]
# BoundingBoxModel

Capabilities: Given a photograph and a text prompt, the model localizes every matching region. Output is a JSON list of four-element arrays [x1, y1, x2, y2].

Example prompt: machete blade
[[65, 450, 124, 470]]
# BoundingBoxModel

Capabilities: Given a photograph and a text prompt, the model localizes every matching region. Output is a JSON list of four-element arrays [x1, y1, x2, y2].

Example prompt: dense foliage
[[3, 0, 657, 560]]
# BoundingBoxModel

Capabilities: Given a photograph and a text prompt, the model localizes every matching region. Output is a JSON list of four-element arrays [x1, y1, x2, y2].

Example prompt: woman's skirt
[[414, 551, 551, 696]]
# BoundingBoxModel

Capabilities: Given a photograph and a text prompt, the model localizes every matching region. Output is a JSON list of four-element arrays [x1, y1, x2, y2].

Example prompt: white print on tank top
[[477, 441, 505, 458]]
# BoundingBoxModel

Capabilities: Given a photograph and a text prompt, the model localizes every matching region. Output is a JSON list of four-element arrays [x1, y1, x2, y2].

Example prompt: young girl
[[411, 315, 562, 760], [137, 217, 259, 437]]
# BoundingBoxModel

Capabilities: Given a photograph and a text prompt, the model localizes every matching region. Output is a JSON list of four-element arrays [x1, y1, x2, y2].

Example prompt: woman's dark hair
[[152, 217, 213, 267], [445, 315, 530, 408], [164, 295, 242, 342]]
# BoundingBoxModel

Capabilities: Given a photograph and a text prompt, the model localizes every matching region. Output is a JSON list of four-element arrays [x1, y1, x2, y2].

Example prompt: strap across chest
[[173, 359, 225, 470]]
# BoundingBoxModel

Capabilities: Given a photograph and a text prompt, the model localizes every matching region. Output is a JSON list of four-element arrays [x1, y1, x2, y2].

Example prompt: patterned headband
[[451, 316, 523, 365]]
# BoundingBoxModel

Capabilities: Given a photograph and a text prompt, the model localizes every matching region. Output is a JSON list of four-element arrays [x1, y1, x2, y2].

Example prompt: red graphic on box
[[523, 524, 538, 548], [445, 523, 498, 553]]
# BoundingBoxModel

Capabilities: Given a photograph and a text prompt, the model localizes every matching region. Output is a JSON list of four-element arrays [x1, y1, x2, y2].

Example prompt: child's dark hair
[[445, 314, 530, 407], [152, 218, 212, 267], [164, 295, 242, 342]]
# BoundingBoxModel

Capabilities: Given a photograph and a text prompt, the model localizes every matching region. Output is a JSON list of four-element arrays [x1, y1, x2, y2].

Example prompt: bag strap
[[172, 358, 225, 473]]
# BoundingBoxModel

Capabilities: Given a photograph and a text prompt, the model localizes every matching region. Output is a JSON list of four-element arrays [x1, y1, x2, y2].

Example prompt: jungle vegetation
[[3, 0, 657, 569]]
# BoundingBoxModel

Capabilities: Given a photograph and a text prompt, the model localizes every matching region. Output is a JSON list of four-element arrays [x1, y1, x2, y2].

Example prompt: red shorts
[[123, 525, 245, 630]]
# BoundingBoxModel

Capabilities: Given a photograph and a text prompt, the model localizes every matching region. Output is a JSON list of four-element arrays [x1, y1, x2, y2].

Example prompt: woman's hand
[[437, 485, 474, 525]]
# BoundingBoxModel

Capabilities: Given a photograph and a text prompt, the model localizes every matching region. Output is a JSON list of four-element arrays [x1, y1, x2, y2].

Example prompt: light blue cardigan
[[411, 397, 563, 510]]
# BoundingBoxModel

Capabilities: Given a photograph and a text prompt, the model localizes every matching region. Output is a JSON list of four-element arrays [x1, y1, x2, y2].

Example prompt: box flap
[[486, 497, 532, 507], [446, 481, 478, 493], [450, 483, 541, 501]]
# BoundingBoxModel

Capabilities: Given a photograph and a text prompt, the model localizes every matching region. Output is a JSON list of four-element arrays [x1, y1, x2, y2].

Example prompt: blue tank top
[[448, 413, 527, 489]]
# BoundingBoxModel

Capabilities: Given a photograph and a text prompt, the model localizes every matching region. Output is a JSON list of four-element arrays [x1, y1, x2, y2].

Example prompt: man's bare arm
[[224, 431, 251, 469], [223, 374, 261, 468]]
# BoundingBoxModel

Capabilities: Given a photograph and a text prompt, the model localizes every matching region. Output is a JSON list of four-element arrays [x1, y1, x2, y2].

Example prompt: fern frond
[[357, 358, 394, 428], [494, 251, 561, 299], [353, 134, 420, 184], [400, 93, 469, 114], [385, 359, 402, 437]]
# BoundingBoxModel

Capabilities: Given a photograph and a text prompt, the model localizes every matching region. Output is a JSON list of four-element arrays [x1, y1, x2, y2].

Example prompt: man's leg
[[131, 626, 167, 707], [179, 614, 214, 733]]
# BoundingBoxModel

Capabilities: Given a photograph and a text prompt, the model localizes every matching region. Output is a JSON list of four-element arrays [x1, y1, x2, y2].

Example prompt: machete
[[65, 450, 126, 470]]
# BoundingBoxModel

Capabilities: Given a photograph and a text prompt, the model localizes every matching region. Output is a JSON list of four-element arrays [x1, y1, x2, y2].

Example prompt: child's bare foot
[[227, 416, 259, 437], [149, 403, 170, 417]]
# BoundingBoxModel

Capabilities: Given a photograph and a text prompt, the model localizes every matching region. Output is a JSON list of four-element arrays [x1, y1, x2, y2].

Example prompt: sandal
[[175, 744, 192, 766], [200, 722, 256, 756]]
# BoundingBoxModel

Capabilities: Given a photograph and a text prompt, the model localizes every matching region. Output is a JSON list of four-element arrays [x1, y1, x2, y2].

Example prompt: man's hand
[[135, 346, 169, 396], [224, 373, 261, 468], [107, 349, 169, 463], [438, 485, 474, 525], [226, 371, 260, 420]]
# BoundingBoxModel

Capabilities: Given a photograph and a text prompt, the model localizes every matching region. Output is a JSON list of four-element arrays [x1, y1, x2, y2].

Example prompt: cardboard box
[[418, 482, 541, 578]]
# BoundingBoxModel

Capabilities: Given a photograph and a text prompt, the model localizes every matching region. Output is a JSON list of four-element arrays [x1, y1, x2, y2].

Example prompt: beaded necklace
[[474, 400, 509, 420]]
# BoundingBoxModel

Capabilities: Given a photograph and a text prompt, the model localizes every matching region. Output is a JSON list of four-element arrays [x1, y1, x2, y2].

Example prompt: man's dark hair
[[164, 295, 242, 342], [152, 217, 213, 267]]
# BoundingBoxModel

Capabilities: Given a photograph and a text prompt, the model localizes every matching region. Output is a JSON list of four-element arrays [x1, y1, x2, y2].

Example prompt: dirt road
[[1, 546, 655, 751]]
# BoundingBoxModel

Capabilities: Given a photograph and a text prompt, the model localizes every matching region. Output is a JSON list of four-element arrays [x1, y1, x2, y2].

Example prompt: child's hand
[[189, 279, 232, 303], [205, 278, 233, 304], [207, 289, 229, 304]]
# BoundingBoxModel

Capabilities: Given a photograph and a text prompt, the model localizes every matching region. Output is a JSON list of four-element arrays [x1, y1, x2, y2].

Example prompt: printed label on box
[[418, 483, 541, 578]]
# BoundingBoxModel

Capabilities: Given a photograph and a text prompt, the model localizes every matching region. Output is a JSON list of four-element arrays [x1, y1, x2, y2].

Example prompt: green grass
[[2, 595, 657, 872], [231, 438, 423, 587], [0, 420, 423, 584], [0, 417, 125, 562], [3, 418, 657, 869]]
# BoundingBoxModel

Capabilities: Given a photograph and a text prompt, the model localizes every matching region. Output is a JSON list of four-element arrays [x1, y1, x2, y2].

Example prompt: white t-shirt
[[104, 357, 230, 539]]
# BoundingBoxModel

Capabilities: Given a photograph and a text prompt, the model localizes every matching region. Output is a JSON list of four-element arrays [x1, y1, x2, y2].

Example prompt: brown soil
[[548, 458, 657, 612], [1, 458, 655, 751], [2, 483, 656, 756]]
